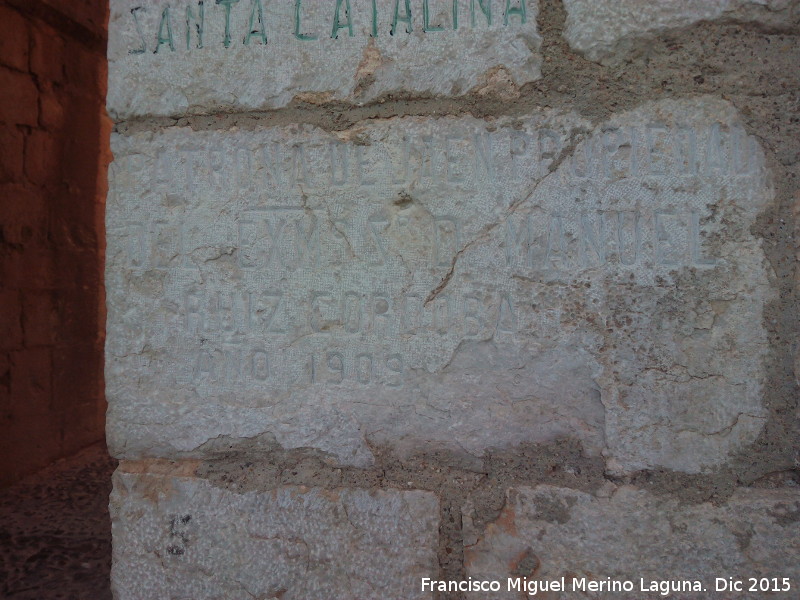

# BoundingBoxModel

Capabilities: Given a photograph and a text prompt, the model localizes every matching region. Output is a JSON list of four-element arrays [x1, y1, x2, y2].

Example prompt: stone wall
[[0, 0, 110, 487], [106, 1, 799, 598]]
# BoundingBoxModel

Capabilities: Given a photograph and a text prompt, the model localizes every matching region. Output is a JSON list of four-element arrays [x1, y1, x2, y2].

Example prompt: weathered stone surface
[[107, 0, 540, 120], [110, 469, 439, 600], [563, 0, 798, 63], [106, 97, 775, 472], [464, 485, 800, 599]]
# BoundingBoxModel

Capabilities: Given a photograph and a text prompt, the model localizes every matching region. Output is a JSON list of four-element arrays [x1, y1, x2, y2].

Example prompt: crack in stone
[[424, 126, 591, 306]]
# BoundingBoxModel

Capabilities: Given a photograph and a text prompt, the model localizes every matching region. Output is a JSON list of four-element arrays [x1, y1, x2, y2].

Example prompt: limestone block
[[464, 485, 800, 599], [110, 469, 439, 600], [563, 0, 798, 63], [107, 0, 541, 120], [106, 96, 775, 472]]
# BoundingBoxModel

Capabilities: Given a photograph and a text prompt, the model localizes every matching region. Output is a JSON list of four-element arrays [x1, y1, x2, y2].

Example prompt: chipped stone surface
[[110, 469, 439, 600], [107, 0, 541, 120], [465, 485, 800, 599], [563, 0, 799, 62], [106, 96, 775, 472]]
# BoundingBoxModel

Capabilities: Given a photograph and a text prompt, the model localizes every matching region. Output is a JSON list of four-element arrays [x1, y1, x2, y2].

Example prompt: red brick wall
[[0, 0, 109, 487]]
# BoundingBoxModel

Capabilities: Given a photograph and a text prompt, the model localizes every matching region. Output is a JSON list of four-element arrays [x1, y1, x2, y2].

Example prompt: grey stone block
[[106, 97, 775, 473], [464, 484, 800, 599], [110, 469, 439, 600], [107, 0, 541, 119]]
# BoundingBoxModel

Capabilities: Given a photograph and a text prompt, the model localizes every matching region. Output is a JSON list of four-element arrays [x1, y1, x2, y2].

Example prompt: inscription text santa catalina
[[128, 0, 529, 53]]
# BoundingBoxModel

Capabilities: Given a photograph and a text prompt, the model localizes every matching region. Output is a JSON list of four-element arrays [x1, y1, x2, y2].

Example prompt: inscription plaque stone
[[106, 96, 774, 473], [108, 0, 541, 119]]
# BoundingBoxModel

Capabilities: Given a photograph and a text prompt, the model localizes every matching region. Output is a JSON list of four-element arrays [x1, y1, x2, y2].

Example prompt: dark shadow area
[[0, 443, 116, 599], [0, 0, 109, 484], [0, 0, 112, 596]]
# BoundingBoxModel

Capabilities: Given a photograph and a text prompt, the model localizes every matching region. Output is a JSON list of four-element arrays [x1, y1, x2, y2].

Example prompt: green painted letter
[[186, 1, 205, 49], [504, 0, 526, 24], [129, 7, 146, 54], [294, 0, 318, 40], [471, 0, 491, 26], [244, 0, 267, 44], [216, 0, 239, 48], [331, 0, 354, 38], [423, 0, 444, 31], [156, 6, 175, 52], [391, 0, 413, 35], [371, 0, 378, 36]]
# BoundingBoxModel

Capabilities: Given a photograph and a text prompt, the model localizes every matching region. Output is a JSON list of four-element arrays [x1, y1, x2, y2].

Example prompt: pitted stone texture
[[110, 469, 439, 600], [106, 97, 774, 472], [795, 191, 800, 388], [564, 0, 799, 63], [465, 485, 800, 599], [107, 0, 540, 120]]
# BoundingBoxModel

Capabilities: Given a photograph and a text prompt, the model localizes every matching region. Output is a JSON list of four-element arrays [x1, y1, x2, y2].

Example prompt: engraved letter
[[434, 217, 459, 267], [423, 0, 445, 31], [244, 0, 267, 45], [691, 212, 717, 267], [367, 217, 390, 265], [646, 123, 670, 175], [391, 0, 413, 34], [216, 0, 240, 48], [250, 349, 269, 381], [294, 0, 318, 40], [580, 211, 606, 267], [155, 6, 175, 53], [654, 211, 680, 266], [616, 211, 641, 266], [471, 0, 492, 26], [331, 0, 354, 38], [504, 0, 526, 25], [129, 7, 147, 54], [186, 1, 205, 49]]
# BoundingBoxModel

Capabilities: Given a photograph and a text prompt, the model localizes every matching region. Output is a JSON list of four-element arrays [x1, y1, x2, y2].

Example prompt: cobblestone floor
[[0, 443, 117, 600]]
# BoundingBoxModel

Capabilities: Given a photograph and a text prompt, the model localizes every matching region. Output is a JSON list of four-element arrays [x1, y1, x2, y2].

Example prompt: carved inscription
[[108, 0, 544, 118], [126, 0, 531, 54], [108, 117, 761, 394], [106, 101, 775, 472]]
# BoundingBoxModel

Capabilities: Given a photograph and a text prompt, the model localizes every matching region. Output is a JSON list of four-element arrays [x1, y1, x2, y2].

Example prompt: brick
[[24, 128, 61, 185], [0, 411, 62, 486], [53, 342, 103, 407], [53, 248, 102, 293], [63, 39, 103, 98], [0, 249, 55, 290], [0, 290, 23, 351], [30, 24, 66, 84], [0, 124, 24, 182], [39, 0, 108, 40], [8, 346, 52, 402], [0, 67, 39, 126], [0, 352, 10, 401], [111, 472, 439, 600], [0, 184, 48, 236], [465, 485, 800, 599], [21, 290, 57, 346], [38, 88, 65, 130], [0, 5, 30, 72], [60, 95, 104, 192]]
